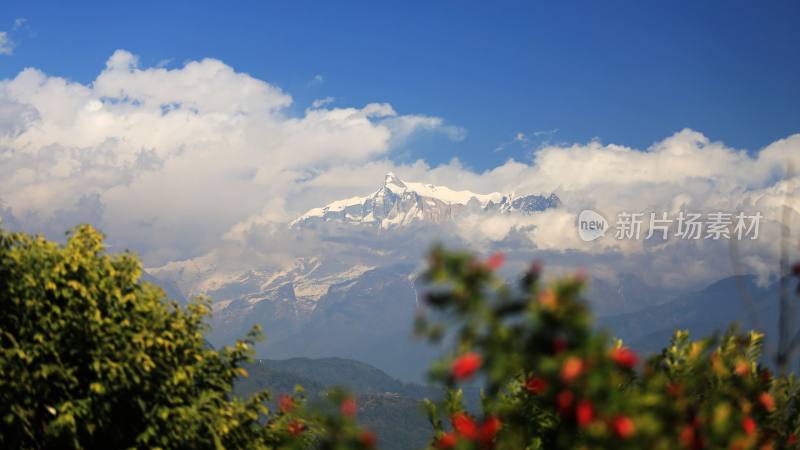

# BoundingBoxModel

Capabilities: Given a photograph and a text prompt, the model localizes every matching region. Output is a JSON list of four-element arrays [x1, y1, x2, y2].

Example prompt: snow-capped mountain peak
[[291, 173, 560, 228], [383, 172, 407, 193]]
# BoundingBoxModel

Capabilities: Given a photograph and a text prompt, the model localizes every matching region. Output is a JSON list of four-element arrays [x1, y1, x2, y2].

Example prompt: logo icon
[[577, 209, 608, 242]]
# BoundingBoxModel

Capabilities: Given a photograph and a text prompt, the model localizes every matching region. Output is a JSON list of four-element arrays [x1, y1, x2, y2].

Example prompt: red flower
[[734, 361, 750, 376], [525, 376, 548, 395], [666, 382, 684, 397], [560, 356, 584, 383], [680, 425, 695, 448], [610, 347, 639, 369], [452, 412, 479, 440], [485, 252, 505, 270], [479, 416, 503, 443], [788, 433, 798, 446], [451, 352, 482, 381], [435, 432, 458, 449], [576, 400, 594, 428], [556, 390, 575, 414], [742, 416, 756, 436], [278, 394, 295, 413], [340, 397, 357, 418], [287, 420, 305, 436], [611, 415, 635, 439], [360, 430, 377, 449], [759, 392, 776, 412], [553, 338, 568, 354]]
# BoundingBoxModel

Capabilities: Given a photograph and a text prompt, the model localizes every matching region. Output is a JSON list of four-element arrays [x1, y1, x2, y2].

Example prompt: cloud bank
[[1, 50, 799, 289], [0, 50, 462, 262]]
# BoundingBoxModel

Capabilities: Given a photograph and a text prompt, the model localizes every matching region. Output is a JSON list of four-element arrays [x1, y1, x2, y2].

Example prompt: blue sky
[[1, 0, 799, 287], [1, 0, 799, 170]]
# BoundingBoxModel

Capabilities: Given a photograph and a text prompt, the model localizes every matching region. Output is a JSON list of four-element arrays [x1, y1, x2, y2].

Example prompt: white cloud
[[383, 114, 467, 143], [1, 49, 799, 291], [310, 96, 335, 109], [0, 32, 12, 55], [309, 74, 324, 86], [0, 50, 464, 262], [0, 18, 26, 55], [233, 130, 800, 289]]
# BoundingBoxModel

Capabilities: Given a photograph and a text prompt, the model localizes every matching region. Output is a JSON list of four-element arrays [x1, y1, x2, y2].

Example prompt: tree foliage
[[0, 225, 372, 450]]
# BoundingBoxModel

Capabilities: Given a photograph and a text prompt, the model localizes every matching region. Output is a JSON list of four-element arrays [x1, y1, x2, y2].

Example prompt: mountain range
[[148, 173, 562, 380], [290, 172, 561, 228], [147, 173, 788, 381]]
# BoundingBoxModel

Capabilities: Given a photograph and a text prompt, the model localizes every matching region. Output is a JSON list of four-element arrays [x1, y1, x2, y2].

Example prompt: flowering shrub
[[416, 246, 800, 450]]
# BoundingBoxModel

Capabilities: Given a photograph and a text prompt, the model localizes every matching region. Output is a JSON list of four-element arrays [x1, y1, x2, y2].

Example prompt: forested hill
[[235, 357, 447, 450]]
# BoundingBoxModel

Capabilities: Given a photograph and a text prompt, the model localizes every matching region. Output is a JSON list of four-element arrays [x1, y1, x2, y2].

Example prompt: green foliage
[[417, 246, 800, 450], [0, 225, 374, 450], [2, 226, 798, 449]]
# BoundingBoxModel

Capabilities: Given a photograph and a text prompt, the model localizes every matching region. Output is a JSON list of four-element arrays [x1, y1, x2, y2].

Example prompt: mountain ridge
[[290, 172, 561, 228]]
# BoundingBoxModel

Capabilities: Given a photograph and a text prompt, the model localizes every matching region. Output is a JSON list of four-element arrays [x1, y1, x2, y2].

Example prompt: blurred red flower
[[742, 416, 756, 436], [576, 400, 594, 428], [610, 347, 639, 369], [435, 432, 458, 449], [278, 394, 295, 413], [452, 412, 479, 440], [759, 392, 776, 412], [560, 356, 584, 383], [451, 352, 482, 381], [485, 252, 505, 270], [556, 390, 575, 414], [680, 425, 694, 448], [479, 416, 503, 443], [666, 382, 683, 397], [360, 430, 377, 448], [525, 376, 548, 395], [734, 361, 750, 376], [287, 420, 305, 436], [611, 415, 635, 439], [340, 397, 357, 418]]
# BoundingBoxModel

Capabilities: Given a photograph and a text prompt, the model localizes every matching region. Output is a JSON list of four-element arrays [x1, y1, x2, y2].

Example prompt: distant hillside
[[235, 357, 445, 450], [598, 275, 790, 355]]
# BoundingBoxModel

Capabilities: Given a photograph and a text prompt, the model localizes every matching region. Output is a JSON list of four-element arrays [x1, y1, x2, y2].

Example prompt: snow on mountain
[[150, 172, 561, 308], [290, 172, 560, 228], [236, 258, 375, 313], [145, 172, 564, 378], [149, 254, 374, 313]]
